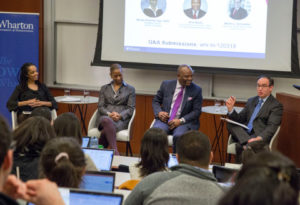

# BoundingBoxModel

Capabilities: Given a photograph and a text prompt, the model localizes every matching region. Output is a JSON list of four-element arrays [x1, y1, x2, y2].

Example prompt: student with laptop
[[129, 128, 170, 180], [39, 137, 86, 188], [0, 115, 64, 205], [53, 112, 97, 171], [125, 131, 224, 205]]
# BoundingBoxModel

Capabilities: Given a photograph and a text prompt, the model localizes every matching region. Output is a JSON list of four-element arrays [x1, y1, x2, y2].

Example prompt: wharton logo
[[0, 19, 34, 32]]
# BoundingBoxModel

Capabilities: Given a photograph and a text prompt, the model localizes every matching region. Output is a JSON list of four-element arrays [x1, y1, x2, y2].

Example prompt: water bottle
[[90, 136, 99, 148]]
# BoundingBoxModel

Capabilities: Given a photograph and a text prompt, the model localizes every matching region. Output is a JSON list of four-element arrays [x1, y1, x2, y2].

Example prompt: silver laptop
[[82, 148, 114, 171], [80, 171, 115, 192]]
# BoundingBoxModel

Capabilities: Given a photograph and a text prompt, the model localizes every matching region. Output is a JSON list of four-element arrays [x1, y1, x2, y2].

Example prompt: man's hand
[[24, 179, 65, 205], [2, 175, 27, 200], [158, 111, 169, 123], [168, 119, 181, 130], [248, 136, 263, 143], [225, 96, 236, 113]]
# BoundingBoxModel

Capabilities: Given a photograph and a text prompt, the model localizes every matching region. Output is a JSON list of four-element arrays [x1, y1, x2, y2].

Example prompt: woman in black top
[[6, 63, 57, 122]]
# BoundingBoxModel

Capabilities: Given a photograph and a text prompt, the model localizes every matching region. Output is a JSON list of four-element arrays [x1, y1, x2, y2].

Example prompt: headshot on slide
[[141, 0, 166, 18], [229, 0, 250, 20], [183, 0, 207, 19]]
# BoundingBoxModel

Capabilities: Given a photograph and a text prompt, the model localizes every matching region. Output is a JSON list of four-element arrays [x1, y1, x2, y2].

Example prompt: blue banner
[[0, 12, 39, 126]]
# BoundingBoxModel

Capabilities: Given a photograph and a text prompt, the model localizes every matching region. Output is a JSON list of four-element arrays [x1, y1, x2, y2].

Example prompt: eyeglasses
[[257, 84, 270, 88]]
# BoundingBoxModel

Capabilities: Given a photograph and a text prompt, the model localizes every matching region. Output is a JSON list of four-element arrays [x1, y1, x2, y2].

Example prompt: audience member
[[39, 137, 86, 188], [129, 128, 169, 180], [53, 112, 97, 171], [11, 117, 55, 182], [96, 63, 136, 155], [7, 63, 57, 124], [219, 152, 299, 205], [152, 64, 202, 152], [0, 115, 64, 205], [125, 130, 224, 205], [30, 107, 52, 122], [226, 75, 283, 162], [241, 140, 269, 164]]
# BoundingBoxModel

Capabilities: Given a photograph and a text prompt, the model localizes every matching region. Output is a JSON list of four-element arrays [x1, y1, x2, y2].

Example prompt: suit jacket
[[152, 80, 202, 130], [96, 82, 135, 131], [143, 8, 163, 17], [228, 95, 283, 143], [184, 8, 206, 19], [230, 7, 248, 20]]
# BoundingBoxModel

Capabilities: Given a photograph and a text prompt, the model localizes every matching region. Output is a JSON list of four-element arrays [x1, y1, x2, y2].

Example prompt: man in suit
[[184, 0, 206, 19], [226, 76, 283, 161], [230, 0, 248, 20], [143, 0, 163, 18], [152, 64, 202, 152]]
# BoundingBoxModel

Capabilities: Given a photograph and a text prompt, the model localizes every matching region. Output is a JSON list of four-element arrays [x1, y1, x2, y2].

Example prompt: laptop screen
[[82, 137, 90, 148], [82, 148, 114, 171], [80, 171, 115, 192], [168, 154, 178, 168], [69, 190, 123, 205], [28, 188, 123, 205]]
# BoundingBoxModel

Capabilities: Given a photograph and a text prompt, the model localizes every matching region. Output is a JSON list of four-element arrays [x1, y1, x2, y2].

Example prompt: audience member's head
[[219, 152, 299, 205], [176, 130, 212, 169], [13, 116, 55, 154], [30, 107, 52, 122], [137, 128, 169, 177], [53, 112, 82, 145], [242, 141, 270, 164], [0, 116, 13, 178], [39, 137, 86, 188]]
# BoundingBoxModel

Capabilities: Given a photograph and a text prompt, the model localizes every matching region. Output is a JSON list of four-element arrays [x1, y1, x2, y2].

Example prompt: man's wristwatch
[[179, 118, 185, 125]]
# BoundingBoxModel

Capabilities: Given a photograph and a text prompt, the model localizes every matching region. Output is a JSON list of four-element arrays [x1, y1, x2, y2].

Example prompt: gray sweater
[[125, 164, 224, 205]]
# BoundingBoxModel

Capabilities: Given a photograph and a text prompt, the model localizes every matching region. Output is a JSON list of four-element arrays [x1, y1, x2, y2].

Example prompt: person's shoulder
[[190, 82, 202, 90], [163, 79, 176, 85], [124, 83, 135, 91]]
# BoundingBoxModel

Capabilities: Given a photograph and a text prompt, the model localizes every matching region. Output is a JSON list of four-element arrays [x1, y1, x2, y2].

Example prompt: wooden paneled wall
[[50, 87, 246, 163], [276, 93, 300, 167]]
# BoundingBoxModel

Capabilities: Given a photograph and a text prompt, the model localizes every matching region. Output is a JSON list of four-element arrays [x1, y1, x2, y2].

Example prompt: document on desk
[[221, 118, 248, 130], [58, 96, 81, 102]]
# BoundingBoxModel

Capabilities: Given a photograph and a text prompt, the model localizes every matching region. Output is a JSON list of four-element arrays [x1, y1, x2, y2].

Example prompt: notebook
[[80, 171, 115, 192], [168, 153, 178, 168], [82, 148, 114, 171], [82, 136, 90, 148], [28, 188, 123, 205]]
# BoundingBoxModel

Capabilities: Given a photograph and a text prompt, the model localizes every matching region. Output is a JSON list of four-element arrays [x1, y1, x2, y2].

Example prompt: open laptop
[[28, 188, 123, 205], [82, 136, 90, 148], [79, 171, 115, 192], [168, 153, 178, 168], [82, 148, 114, 171], [212, 165, 238, 183]]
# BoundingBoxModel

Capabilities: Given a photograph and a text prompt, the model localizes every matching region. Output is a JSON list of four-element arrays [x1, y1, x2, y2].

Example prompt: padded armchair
[[11, 109, 57, 130], [87, 109, 136, 156], [226, 126, 281, 162], [150, 119, 173, 146]]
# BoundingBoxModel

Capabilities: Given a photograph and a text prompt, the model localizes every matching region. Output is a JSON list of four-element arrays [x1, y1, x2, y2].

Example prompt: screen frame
[[92, 0, 300, 78]]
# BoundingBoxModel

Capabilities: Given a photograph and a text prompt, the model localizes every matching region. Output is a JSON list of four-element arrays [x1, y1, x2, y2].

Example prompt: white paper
[[221, 117, 249, 129]]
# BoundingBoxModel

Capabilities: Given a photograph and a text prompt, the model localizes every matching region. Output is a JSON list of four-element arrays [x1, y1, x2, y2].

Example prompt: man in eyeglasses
[[225, 75, 283, 162]]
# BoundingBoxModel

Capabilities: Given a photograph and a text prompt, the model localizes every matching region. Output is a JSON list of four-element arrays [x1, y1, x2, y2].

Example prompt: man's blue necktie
[[247, 99, 263, 133]]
